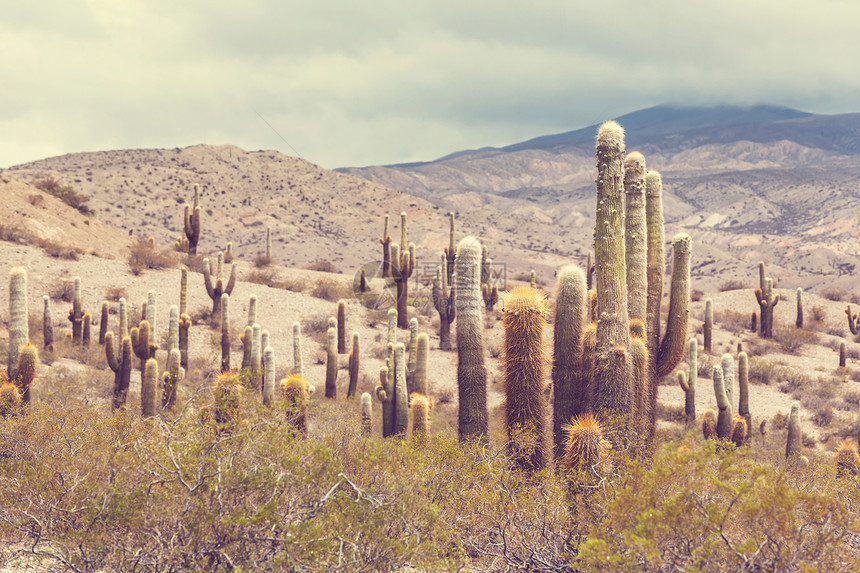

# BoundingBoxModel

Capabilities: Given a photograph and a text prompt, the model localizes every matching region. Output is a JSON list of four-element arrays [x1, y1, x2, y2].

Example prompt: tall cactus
[[713, 364, 733, 440], [282, 375, 313, 437], [146, 290, 157, 341], [722, 353, 736, 412], [203, 253, 237, 316], [141, 358, 158, 417], [624, 151, 648, 323], [703, 298, 713, 352], [738, 351, 751, 444], [179, 268, 188, 317], [168, 305, 179, 352], [183, 183, 201, 255], [392, 213, 415, 329], [98, 301, 109, 345], [82, 312, 92, 347], [265, 226, 272, 260], [360, 392, 373, 436], [552, 264, 587, 460], [220, 294, 230, 373], [795, 288, 803, 328], [413, 333, 429, 397], [444, 212, 456, 283], [785, 401, 802, 459], [393, 342, 409, 435], [455, 236, 488, 442], [292, 322, 303, 377], [69, 276, 83, 344], [593, 121, 632, 417], [411, 393, 431, 438], [8, 267, 28, 383], [337, 300, 347, 354], [347, 332, 360, 399], [179, 312, 191, 371], [247, 294, 257, 327], [325, 326, 337, 399], [42, 295, 54, 352], [16, 344, 38, 404], [501, 287, 551, 472], [755, 264, 780, 338], [119, 298, 128, 340], [630, 320, 649, 426], [681, 339, 697, 425], [251, 323, 262, 391], [432, 258, 456, 351], [379, 214, 391, 278], [262, 346, 275, 406], [105, 332, 132, 409], [162, 348, 183, 410], [375, 365, 394, 437]]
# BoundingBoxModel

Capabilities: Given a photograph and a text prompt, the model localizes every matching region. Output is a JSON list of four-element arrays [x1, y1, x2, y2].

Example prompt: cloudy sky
[[2, 0, 859, 169]]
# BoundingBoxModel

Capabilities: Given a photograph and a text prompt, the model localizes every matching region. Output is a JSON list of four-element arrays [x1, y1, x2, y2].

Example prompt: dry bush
[[127, 238, 178, 275], [774, 326, 820, 354], [303, 260, 339, 273], [245, 267, 281, 288], [36, 237, 82, 260], [810, 304, 826, 323], [656, 403, 686, 423], [310, 278, 351, 302], [253, 254, 272, 268], [690, 289, 704, 302], [718, 279, 746, 292], [181, 254, 208, 274], [27, 194, 45, 207], [48, 280, 76, 303], [32, 175, 93, 215], [282, 277, 305, 293], [821, 286, 846, 302], [105, 286, 128, 302], [714, 310, 752, 335]]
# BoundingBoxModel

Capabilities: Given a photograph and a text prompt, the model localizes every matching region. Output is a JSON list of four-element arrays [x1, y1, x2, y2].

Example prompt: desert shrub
[[310, 278, 351, 302], [774, 325, 819, 354], [47, 280, 76, 303], [0, 224, 34, 244], [105, 286, 128, 302], [245, 267, 281, 288], [845, 390, 860, 405], [181, 254, 208, 274], [304, 260, 339, 273], [28, 193, 45, 207], [718, 279, 746, 291], [127, 238, 178, 275], [821, 286, 846, 302], [749, 358, 813, 389], [656, 403, 686, 423], [282, 277, 305, 293], [32, 175, 93, 215], [810, 304, 826, 323], [690, 289, 704, 302], [577, 438, 860, 572], [714, 310, 750, 335], [253, 254, 272, 268]]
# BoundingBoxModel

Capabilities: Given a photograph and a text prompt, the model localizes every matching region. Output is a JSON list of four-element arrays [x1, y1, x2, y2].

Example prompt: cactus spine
[[292, 322, 303, 377], [325, 326, 337, 399], [624, 151, 648, 323], [162, 348, 182, 410], [552, 264, 587, 460], [703, 298, 713, 353], [105, 332, 133, 409], [393, 342, 409, 435], [282, 375, 312, 436], [432, 258, 456, 351], [16, 344, 38, 404], [98, 301, 109, 345], [455, 236, 488, 442], [835, 440, 860, 476], [795, 287, 803, 328], [593, 121, 632, 417], [411, 393, 430, 437], [69, 276, 83, 344], [738, 351, 751, 444], [203, 253, 237, 315], [183, 183, 201, 255], [141, 358, 158, 417], [337, 300, 347, 354], [502, 287, 551, 471], [347, 333, 360, 399], [220, 294, 230, 373], [42, 295, 54, 352], [561, 413, 611, 489], [785, 401, 802, 459], [713, 364, 733, 439], [360, 392, 373, 436], [262, 346, 275, 406]]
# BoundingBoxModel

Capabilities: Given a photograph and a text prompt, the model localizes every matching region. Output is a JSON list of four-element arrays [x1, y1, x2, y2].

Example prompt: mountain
[[337, 105, 860, 294]]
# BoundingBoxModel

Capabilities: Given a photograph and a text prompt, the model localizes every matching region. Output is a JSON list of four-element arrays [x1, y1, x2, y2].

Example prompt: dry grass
[[309, 278, 352, 302], [127, 238, 178, 275], [718, 279, 747, 292]]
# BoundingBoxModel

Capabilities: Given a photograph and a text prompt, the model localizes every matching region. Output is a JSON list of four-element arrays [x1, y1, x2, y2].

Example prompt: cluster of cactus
[[755, 262, 780, 338]]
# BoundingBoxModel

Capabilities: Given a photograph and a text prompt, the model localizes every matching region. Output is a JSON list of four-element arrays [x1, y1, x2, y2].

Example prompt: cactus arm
[[224, 263, 238, 296], [656, 233, 692, 378]]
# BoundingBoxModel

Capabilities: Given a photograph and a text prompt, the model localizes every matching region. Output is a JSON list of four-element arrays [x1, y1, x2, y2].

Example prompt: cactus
[[213, 372, 241, 432], [98, 301, 109, 345], [220, 294, 230, 373], [247, 294, 257, 327], [432, 259, 456, 351], [168, 305, 179, 352], [380, 214, 392, 278], [561, 413, 611, 480], [0, 382, 21, 417], [755, 265, 780, 338], [183, 183, 201, 255], [785, 401, 802, 459], [751, 311, 758, 333], [738, 352, 751, 444], [624, 151, 648, 323], [411, 393, 430, 437], [360, 392, 373, 436], [82, 312, 92, 347], [702, 409, 717, 440], [282, 375, 312, 436], [141, 357, 158, 417], [105, 332, 132, 409], [292, 322, 303, 377], [387, 308, 397, 346], [241, 326, 253, 371], [703, 298, 713, 352], [337, 300, 347, 354], [721, 353, 736, 412], [795, 288, 803, 328], [580, 322, 597, 415], [42, 295, 54, 353], [455, 236, 488, 442], [593, 121, 632, 417], [393, 343, 409, 435], [840, 342, 847, 368], [683, 339, 698, 425], [413, 333, 429, 397], [407, 318, 418, 364], [325, 326, 337, 398], [835, 440, 860, 476], [179, 312, 191, 371], [347, 333, 360, 399], [730, 416, 747, 448], [162, 348, 182, 410], [262, 346, 275, 406], [846, 304, 860, 335], [224, 242, 234, 264], [131, 319, 152, 382], [7, 270, 31, 378], [502, 287, 551, 471], [203, 253, 237, 316], [146, 290, 157, 340], [713, 364, 733, 440], [69, 276, 83, 344], [16, 344, 38, 404], [251, 323, 262, 391], [265, 226, 272, 260], [119, 298, 128, 340], [630, 320, 649, 425], [655, 234, 692, 379], [586, 252, 593, 290], [179, 268, 188, 317], [392, 213, 415, 329], [375, 366, 394, 437], [444, 212, 456, 283]]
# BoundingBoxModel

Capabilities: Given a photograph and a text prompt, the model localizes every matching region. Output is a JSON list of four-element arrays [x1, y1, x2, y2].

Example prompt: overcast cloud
[[2, 0, 859, 169]]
